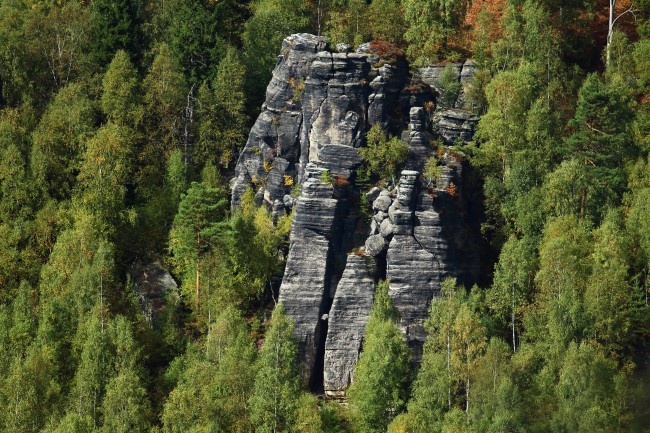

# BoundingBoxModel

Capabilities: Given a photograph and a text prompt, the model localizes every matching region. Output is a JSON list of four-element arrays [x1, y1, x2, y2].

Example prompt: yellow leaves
[[283, 175, 294, 186]]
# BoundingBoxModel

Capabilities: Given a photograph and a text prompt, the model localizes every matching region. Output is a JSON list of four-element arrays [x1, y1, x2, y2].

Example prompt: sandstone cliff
[[231, 34, 480, 396]]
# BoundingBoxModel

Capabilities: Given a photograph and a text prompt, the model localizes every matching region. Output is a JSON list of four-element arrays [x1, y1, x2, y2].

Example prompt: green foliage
[[474, 64, 536, 178], [326, 0, 368, 46], [31, 82, 96, 200], [359, 125, 409, 182], [243, 0, 310, 108], [100, 369, 151, 433], [423, 155, 442, 186], [320, 169, 333, 184], [364, 0, 405, 44], [585, 209, 635, 354], [2, 2, 650, 432], [162, 305, 256, 433], [88, 0, 144, 69], [295, 393, 325, 433], [196, 47, 247, 169], [77, 123, 133, 230], [167, 0, 248, 84], [403, 0, 468, 64], [438, 64, 462, 108], [169, 181, 229, 316], [463, 68, 490, 114], [348, 280, 411, 433], [488, 235, 537, 351], [139, 43, 187, 195], [101, 50, 143, 128], [563, 73, 634, 221], [249, 304, 301, 433], [0, 343, 61, 433]]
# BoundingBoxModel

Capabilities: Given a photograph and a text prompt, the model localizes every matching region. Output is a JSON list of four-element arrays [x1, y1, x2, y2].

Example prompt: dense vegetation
[[0, 0, 649, 432]]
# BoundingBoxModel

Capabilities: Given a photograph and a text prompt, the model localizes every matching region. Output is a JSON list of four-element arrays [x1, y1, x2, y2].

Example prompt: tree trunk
[[512, 289, 517, 352], [466, 376, 470, 414], [607, 0, 614, 67], [447, 330, 451, 409], [196, 230, 201, 315]]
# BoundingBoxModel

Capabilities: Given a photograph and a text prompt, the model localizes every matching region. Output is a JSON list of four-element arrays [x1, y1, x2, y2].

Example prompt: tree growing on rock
[[359, 125, 409, 184]]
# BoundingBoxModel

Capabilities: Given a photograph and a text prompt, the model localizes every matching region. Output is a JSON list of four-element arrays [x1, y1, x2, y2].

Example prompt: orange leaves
[[447, 182, 457, 198]]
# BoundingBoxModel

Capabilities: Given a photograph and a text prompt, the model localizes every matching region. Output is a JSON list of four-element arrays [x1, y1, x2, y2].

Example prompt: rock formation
[[231, 34, 481, 396], [128, 261, 178, 327]]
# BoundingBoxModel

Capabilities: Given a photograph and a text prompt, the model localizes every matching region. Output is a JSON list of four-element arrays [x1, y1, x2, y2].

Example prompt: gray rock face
[[386, 112, 479, 361], [128, 262, 178, 327], [231, 34, 480, 393], [417, 60, 476, 110], [434, 109, 480, 145], [231, 34, 328, 210], [324, 255, 375, 396]]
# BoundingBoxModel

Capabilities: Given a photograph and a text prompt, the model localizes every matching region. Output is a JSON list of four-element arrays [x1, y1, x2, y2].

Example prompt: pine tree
[[196, 47, 247, 169], [565, 73, 634, 220], [169, 181, 228, 316]]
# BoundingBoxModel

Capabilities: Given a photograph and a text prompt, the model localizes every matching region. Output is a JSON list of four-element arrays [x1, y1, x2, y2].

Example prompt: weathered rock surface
[[128, 261, 178, 327], [434, 109, 480, 145], [231, 34, 480, 394], [323, 255, 375, 396], [417, 59, 476, 110]]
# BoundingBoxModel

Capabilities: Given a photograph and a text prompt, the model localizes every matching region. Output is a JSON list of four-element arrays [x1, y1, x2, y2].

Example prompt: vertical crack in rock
[[231, 34, 480, 393], [324, 255, 375, 397]]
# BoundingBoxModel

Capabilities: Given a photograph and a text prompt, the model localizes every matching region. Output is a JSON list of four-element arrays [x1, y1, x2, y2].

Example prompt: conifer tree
[[88, 0, 144, 69], [565, 73, 634, 220], [140, 43, 187, 194], [169, 182, 228, 316], [196, 47, 247, 169], [101, 50, 143, 128]]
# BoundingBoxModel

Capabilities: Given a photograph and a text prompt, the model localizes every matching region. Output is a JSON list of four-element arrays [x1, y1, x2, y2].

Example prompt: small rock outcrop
[[231, 34, 481, 395], [128, 261, 178, 327]]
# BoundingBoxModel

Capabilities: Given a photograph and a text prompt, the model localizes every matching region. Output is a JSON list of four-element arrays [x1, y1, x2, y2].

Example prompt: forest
[[0, 0, 650, 432]]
